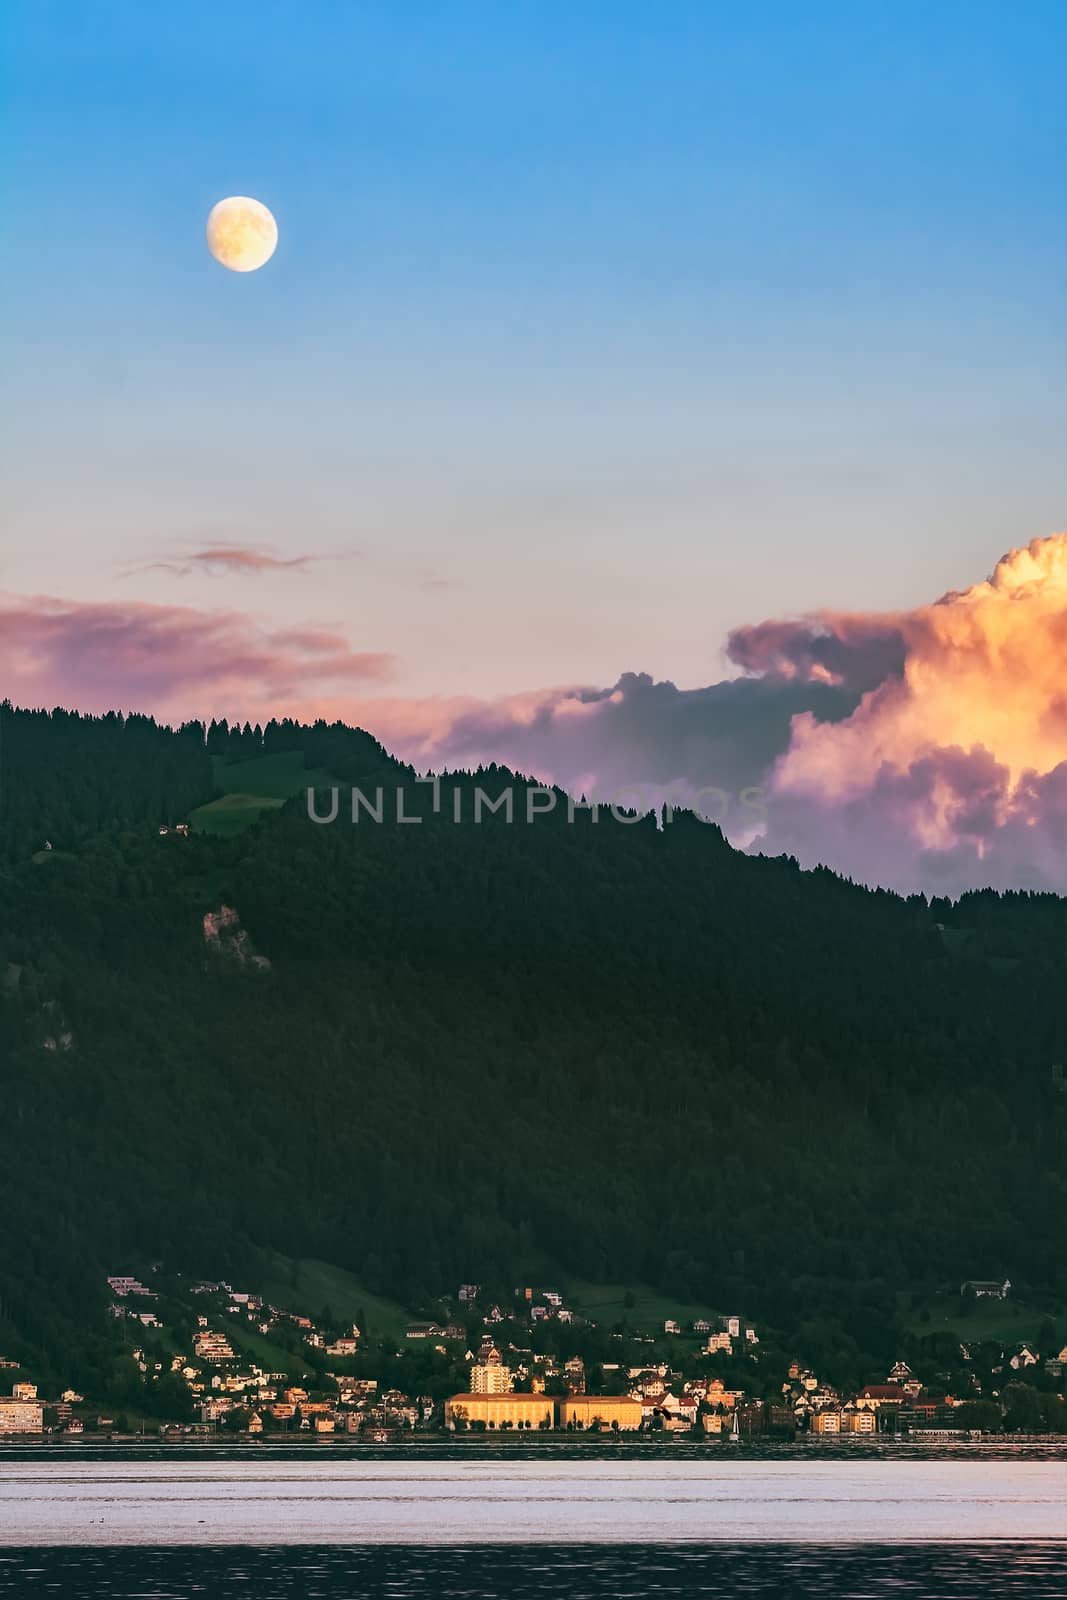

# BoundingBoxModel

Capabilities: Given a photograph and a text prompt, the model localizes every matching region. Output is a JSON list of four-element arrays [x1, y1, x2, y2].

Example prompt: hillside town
[[1, 1270, 1065, 1441]]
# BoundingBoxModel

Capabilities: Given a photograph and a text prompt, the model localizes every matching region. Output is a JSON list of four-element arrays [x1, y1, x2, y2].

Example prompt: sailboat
[[728, 1410, 740, 1442]]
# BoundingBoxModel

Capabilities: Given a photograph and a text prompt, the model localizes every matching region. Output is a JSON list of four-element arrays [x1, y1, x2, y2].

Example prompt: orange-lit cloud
[[4, 536, 1066, 893], [367, 535, 1067, 891], [771, 538, 1067, 810], [749, 536, 1067, 888]]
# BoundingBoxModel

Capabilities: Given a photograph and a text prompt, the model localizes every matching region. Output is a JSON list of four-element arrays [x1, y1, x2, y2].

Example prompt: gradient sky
[[3, 0, 1066, 700]]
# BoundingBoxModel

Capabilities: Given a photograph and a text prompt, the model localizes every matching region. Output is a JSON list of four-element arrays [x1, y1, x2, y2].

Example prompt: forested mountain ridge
[[1, 702, 1064, 1391]]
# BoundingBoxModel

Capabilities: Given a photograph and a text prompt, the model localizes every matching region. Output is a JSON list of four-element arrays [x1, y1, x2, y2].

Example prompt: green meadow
[[190, 752, 339, 837], [258, 1255, 412, 1346], [565, 1280, 723, 1338]]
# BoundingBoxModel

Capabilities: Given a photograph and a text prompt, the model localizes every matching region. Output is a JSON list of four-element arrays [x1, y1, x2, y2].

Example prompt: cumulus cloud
[[751, 536, 1067, 891], [752, 745, 1067, 896], [368, 535, 1067, 893], [4, 535, 1066, 893], [376, 671, 859, 826], [725, 613, 907, 693]]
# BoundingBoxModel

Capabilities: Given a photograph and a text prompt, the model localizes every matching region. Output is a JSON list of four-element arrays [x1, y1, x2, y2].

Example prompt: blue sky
[[3, 0, 1065, 698]]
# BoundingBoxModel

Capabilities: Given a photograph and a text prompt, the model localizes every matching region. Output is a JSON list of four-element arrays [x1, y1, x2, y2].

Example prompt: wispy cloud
[[124, 542, 360, 579]]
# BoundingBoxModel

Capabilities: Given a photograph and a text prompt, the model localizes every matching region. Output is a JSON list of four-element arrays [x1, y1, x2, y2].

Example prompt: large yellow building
[[560, 1395, 643, 1431], [445, 1393, 554, 1430]]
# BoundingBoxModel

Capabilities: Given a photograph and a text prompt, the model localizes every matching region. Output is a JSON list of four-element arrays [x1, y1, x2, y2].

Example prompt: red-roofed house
[[857, 1384, 907, 1408]]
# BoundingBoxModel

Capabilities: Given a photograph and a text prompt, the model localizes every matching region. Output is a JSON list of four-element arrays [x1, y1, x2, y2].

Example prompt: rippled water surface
[[4, 1456, 1066, 1544], [1, 1543, 1066, 1598], [1, 1449, 1064, 1597]]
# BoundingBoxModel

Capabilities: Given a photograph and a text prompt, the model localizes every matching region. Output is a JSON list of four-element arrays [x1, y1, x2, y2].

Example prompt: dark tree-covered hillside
[[1, 702, 1064, 1388]]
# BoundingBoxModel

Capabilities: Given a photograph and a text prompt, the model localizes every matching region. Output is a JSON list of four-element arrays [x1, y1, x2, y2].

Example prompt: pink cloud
[[0, 592, 392, 720], [5, 533, 1067, 893], [731, 536, 1067, 888], [358, 536, 1067, 892], [726, 613, 907, 691]]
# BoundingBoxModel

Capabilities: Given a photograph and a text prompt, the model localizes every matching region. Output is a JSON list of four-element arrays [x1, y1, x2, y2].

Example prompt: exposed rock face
[[203, 905, 271, 970], [202, 905, 240, 941]]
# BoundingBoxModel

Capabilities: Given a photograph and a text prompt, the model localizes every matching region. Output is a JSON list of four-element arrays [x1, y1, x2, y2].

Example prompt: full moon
[[206, 196, 278, 272]]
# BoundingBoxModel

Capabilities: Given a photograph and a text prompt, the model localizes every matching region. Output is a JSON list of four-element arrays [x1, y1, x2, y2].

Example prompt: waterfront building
[[560, 1395, 643, 1431], [444, 1393, 554, 1430], [0, 1398, 43, 1434]]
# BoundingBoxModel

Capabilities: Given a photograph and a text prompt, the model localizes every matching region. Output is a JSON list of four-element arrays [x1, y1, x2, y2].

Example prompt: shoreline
[[2, 1431, 1064, 1451]]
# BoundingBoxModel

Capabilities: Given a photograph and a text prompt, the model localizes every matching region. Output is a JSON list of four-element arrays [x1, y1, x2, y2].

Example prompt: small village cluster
[[440, 1343, 1062, 1436], [0, 1272, 1062, 1439]]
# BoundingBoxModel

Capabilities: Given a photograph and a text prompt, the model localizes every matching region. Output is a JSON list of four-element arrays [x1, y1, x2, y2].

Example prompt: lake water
[[1, 1449, 1064, 1597]]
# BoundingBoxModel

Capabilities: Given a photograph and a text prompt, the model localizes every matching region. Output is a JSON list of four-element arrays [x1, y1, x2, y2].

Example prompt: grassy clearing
[[224, 1321, 307, 1378], [189, 793, 288, 836], [566, 1279, 722, 1335], [258, 1255, 412, 1345], [190, 752, 339, 836], [903, 1293, 1058, 1345], [213, 752, 338, 800]]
